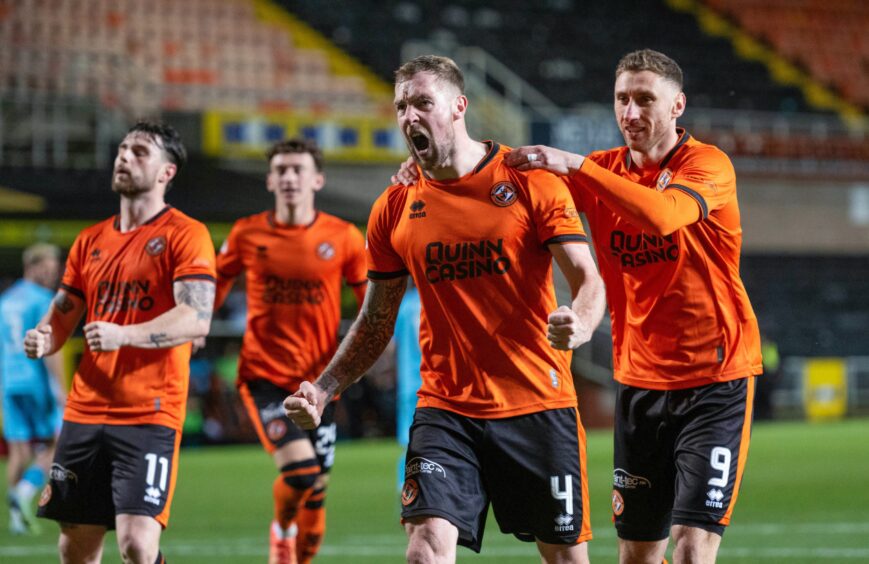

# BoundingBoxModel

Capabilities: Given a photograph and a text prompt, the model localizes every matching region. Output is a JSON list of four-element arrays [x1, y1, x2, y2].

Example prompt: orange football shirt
[[216, 211, 367, 390], [570, 130, 762, 390], [367, 142, 588, 418], [61, 206, 217, 430]]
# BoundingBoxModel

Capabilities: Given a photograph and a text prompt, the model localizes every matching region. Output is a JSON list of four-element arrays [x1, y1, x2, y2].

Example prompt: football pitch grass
[[2, 418, 868, 563]]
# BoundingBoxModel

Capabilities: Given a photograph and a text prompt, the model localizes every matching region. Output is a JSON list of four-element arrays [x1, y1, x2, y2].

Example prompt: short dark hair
[[266, 138, 324, 172], [615, 49, 683, 89], [394, 55, 464, 94], [127, 120, 187, 169], [126, 120, 187, 190]]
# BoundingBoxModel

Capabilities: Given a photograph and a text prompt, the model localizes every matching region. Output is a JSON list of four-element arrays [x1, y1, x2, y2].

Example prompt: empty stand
[[0, 0, 380, 117], [281, 0, 813, 113], [706, 0, 869, 109]]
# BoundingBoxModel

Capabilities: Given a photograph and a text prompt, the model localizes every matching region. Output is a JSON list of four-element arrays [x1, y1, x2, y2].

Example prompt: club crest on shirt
[[490, 182, 517, 207], [656, 169, 673, 192], [145, 236, 167, 256], [316, 241, 335, 260]]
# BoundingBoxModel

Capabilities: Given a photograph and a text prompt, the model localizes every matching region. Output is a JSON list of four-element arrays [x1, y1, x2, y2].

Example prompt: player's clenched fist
[[284, 381, 327, 430], [547, 305, 592, 350], [83, 321, 127, 352], [24, 324, 53, 359]]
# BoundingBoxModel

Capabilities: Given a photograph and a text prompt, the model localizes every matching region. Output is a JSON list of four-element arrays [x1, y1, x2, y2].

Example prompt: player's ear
[[672, 92, 686, 120], [454, 94, 468, 120], [159, 163, 177, 185], [312, 172, 325, 193]]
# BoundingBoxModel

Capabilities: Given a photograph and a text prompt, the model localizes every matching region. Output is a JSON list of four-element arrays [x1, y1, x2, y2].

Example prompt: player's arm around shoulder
[[547, 243, 606, 350], [285, 275, 408, 428], [24, 288, 86, 359]]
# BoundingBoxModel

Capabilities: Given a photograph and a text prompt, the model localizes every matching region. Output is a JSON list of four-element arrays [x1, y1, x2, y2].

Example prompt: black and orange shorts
[[238, 378, 336, 471], [37, 421, 181, 529], [400, 406, 592, 552], [612, 377, 756, 541]]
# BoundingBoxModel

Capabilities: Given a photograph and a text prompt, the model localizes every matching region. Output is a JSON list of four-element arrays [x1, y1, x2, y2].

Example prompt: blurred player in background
[[213, 138, 367, 564], [24, 121, 216, 564], [1, 243, 65, 534], [393, 277, 421, 492], [285, 55, 605, 564], [505, 49, 762, 564]]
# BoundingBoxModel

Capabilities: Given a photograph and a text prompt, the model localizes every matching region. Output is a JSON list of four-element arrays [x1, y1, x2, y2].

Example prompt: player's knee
[[278, 460, 320, 492], [405, 519, 453, 563], [671, 525, 720, 563], [117, 531, 159, 564], [281, 470, 318, 492], [58, 528, 103, 564]]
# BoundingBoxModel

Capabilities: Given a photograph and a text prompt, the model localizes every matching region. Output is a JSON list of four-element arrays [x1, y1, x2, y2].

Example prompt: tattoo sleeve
[[317, 277, 407, 396], [174, 280, 216, 322]]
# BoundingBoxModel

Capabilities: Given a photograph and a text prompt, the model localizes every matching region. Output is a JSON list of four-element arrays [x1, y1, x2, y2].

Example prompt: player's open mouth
[[410, 132, 430, 153]]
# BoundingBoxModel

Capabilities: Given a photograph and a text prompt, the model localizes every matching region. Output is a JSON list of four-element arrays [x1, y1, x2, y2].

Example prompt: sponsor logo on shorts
[[50, 463, 78, 484], [144, 486, 162, 506], [554, 513, 574, 533], [259, 403, 286, 422], [490, 182, 518, 207], [405, 457, 447, 479], [613, 468, 651, 489], [611, 490, 624, 516], [145, 236, 167, 256], [38, 485, 52, 507], [267, 419, 288, 441], [706, 488, 724, 509], [401, 479, 419, 506]]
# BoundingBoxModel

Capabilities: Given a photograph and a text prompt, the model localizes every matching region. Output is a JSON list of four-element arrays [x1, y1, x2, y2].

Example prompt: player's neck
[[275, 202, 316, 226], [424, 135, 488, 181], [118, 193, 167, 232], [629, 128, 680, 171]]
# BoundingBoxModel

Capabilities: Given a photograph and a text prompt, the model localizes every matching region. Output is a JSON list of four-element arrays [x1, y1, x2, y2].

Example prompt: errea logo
[[409, 200, 427, 219], [706, 488, 724, 509]]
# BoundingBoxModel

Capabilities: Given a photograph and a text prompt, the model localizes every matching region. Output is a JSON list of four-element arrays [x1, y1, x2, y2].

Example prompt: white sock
[[15, 480, 38, 504]]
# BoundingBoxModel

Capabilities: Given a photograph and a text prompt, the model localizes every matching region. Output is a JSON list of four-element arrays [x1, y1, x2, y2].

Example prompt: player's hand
[[83, 321, 128, 352], [547, 305, 592, 350], [24, 324, 53, 359], [284, 381, 328, 430], [390, 156, 419, 186], [191, 336, 206, 354], [504, 145, 585, 176]]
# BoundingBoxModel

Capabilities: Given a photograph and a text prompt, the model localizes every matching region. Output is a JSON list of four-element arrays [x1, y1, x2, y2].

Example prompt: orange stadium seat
[[0, 0, 382, 116], [706, 0, 868, 108]]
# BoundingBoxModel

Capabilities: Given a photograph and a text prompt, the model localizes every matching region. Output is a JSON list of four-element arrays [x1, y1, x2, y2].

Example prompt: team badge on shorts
[[401, 479, 419, 506], [38, 485, 52, 507], [316, 241, 335, 260], [490, 182, 518, 207], [611, 490, 624, 516], [145, 236, 167, 256], [266, 419, 287, 441], [656, 169, 673, 192]]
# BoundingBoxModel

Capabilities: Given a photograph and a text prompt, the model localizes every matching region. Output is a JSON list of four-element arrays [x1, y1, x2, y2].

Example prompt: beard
[[111, 173, 151, 196], [408, 128, 454, 171]]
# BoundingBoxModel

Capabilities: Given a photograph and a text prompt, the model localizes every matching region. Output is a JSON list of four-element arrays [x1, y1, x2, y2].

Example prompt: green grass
[[2, 419, 868, 562]]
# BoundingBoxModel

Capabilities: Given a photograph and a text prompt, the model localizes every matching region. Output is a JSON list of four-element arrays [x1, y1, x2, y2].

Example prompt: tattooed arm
[[284, 276, 407, 428], [24, 289, 86, 359], [82, 279, 216, 351]]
